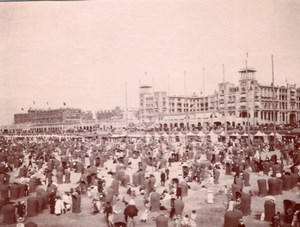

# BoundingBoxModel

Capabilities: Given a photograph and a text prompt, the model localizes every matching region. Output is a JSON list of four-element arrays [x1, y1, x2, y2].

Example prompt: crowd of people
[[0, 131, 300, 226]]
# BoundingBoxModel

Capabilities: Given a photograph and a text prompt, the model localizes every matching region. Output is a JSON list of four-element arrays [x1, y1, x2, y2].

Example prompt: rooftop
[[238, 67, 257, 73]]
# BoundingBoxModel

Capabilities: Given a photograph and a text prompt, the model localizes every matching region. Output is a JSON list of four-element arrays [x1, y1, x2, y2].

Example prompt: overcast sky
[[0, 0, 300, 125]]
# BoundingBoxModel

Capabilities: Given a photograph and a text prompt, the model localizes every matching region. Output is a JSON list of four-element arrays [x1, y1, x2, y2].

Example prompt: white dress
[[62, 194, 72, 210], [206, 191, 214, 204], [141, 210, 148, 221], [190, 213, 197, 227], [55, 199, 65, 215]]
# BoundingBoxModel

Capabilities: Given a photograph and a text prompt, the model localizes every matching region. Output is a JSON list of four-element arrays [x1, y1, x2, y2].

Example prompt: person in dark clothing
[[165, 168, 170, 180], [15, 201, 26, 218], [124, 201, 138, 224], [285, 208, 294, 225], [176, 185, 182, 200], [168, 157, 172, 167], [169, 197, 176, 220], [272, 212, 281, 227], [86, 174, 92, 187], [160, 171, 166, 186], [23, 183, 29, 196], [196, 168, 202, 184], [49, 192, 56, 214], [62, 161, 67, 171], [104, 202, 113, 224]]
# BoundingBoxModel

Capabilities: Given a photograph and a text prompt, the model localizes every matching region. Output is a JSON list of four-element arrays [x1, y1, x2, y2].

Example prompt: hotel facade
[[139, 68, 300, 129], [0, 108, 95, 134]]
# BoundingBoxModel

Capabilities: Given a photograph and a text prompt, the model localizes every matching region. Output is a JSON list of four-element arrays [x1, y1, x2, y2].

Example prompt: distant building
[[95, 106, 123, 121], [139, 86, 168, 122], [139, 67, 300, 129], [218, 68, 300, 127], [81, 110, 94, 122], [96, 106, 139, 129], [14, 108, 89, 125], [4, 108, 96, 134]]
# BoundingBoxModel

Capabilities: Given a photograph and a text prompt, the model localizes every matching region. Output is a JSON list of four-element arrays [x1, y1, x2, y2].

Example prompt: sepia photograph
[[0, 0, 300, 226]]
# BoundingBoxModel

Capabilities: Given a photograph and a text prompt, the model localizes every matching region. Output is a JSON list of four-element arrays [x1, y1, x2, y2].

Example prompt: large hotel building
[[139, 68, 300, 129], [0, 108, 95, 134]]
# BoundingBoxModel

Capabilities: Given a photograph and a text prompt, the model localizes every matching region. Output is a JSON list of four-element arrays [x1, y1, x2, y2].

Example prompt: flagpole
[[245, 59, 251, 145], [223, 64, 227, 138], [138, 79, 141, 131], [125, 81, 128, 130], [152, 75, 156, 133], [184, 71, 187, 145], [33, 101, 36, 126], [271, 55, 276, 136], [202, 68, 205, 131], [168, 74, 172, 139]]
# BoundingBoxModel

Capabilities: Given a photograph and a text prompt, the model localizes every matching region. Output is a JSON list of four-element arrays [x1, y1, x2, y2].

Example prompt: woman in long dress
[[55, 196, 65, 216]]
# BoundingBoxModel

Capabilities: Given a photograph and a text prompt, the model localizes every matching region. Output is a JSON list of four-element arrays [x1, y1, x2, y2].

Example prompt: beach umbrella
[[255, 131, 264, 137], [170, 133, 176, 138], [162, 132, 169, 138], [219, 131, 225, 137], [128, 133, 141, 138], [154, 133, 160, 138], [177, 132, 185, 138], [197, 131, 205, 137], [232, 132, 241, 138], [242, 133, 248, 137], [187, 132, 195, 137], [119, 133, 127, 138], [145, 133, 152, 138]]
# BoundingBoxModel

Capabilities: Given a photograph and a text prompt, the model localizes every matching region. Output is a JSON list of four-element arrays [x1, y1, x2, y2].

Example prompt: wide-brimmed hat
[[17, 217, 24, 223]]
